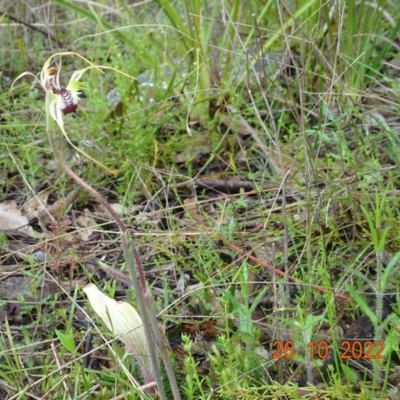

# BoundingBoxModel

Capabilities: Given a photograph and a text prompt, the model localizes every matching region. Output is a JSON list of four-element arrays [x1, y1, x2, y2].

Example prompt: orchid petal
[[53, 59, 61, 88], [53, 69, 61, 89], [41, 70, 47, 88], [13, 71, 37, 83], [42, 56, 52, 72], [69, 69, 85, 82], [11, 71, 40, 91], [49, 99, 64, 131], [41, 56, 54, 88], [42, 68, 57, 92]]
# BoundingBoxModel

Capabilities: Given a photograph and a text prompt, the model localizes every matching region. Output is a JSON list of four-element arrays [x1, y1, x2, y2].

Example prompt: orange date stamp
[[272, 340, 385, 360]]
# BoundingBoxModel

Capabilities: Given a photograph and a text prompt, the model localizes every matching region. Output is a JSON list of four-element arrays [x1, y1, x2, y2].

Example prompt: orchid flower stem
[[45, 93, 180, 399], [145, 289, 182, 399], [122, 235, 167, 400]]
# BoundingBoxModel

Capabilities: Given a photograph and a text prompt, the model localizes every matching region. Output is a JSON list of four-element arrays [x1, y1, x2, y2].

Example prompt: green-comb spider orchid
[[13, 52, 132, 174], [44, 65, 82, 122]]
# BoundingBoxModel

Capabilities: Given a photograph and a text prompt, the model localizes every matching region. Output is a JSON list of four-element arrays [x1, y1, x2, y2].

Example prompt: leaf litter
[[0, 201, 37, 238]]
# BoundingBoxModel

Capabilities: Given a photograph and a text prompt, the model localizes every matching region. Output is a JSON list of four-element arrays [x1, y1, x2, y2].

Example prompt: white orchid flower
[[43, 65, 82, 126], [39, 55, 92, 134], [13, 52, 133, 174]]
